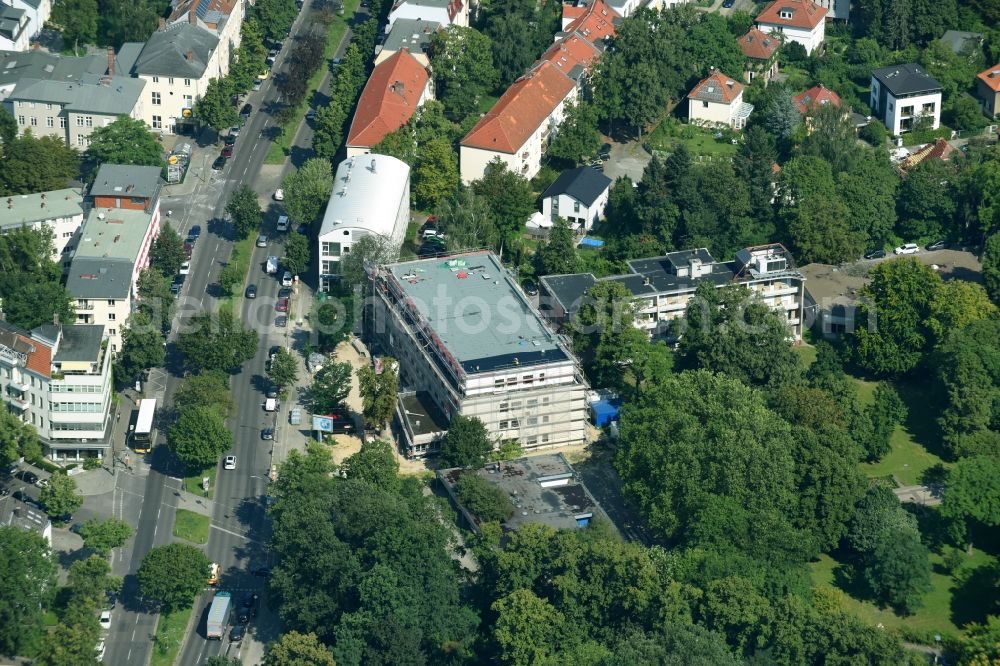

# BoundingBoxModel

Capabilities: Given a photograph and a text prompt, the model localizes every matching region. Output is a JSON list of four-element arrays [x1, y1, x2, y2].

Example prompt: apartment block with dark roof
[[870, 63, 942, 135]]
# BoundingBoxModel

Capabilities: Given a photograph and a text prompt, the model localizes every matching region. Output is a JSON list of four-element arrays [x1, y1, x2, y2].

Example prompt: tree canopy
[[177, 310, 259, 374], [283, 158, 334, 224], [438, 415, 492, 469], [0, 526, 56, 655], [137, 543, 211, 611], [169, 405, 233, 469]]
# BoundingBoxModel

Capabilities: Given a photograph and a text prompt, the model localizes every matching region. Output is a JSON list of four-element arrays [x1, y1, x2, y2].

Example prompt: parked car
[[278, 287, 291, 299], [275, 315, 288, 328], [269, 345, 281, 360], [179, 261, 191, 275], [273, 188, 284, 201], [224, 133, 237, 146], [261, 427, 274, 441], [230, 624, 247, 642], [13, 490, 40, 509], [276, 298, 289, 312], [863, 249, 886, 260], [212, 155, 227, 170], [221, 145, 233, 158], [926, 240, 947, 251], [183, 241, 194, 259], [14, 470, 38, 486], [598, 143, 611, 161], [223, 456, 237, 470], [240, 103, 253, 120], [281, 271, 293, 287], [277, 215, 289, 231], [96, 640, 106, 662], [229, 125, 241, 137], [326, 409, 355, 434], [523, 281, 538, 296], [256, 234, 268, 248], [894, 243, 919, 255], [188, 225, 201, 241], [99, 610, 112, 631], [170, 282, 181, 297], [266, 385, 279, 399], [306, 108, 316, 120], [252, 80, 262, 91], [252, 567, 272, 578], [245, 284, 257, 299]]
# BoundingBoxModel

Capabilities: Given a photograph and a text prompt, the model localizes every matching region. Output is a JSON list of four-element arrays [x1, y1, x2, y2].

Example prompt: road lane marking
[[210, 523, 265, 544]]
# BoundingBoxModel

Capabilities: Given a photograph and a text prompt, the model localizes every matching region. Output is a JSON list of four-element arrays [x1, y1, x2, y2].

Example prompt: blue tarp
[[579, 237, 605, 248], [591, 399, 620, 426]]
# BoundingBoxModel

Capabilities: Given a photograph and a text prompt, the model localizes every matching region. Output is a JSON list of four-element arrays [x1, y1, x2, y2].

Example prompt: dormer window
[[779, 8, 793, 18]]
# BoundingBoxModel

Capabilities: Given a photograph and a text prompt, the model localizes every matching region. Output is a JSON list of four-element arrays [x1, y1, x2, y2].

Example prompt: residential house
[[0, 319, 113, 461], [317, 154, 410, 292], [0, 47, 129, 102], [870, 63, 942, 135], [540, 244, 806, 340], [0, 3, 29, 51], [897, 137, 956, 174], [376, 18, 437, 66], [755, 0, 827, 55], [976, 64, 1000, 118], [794, 84, 840, 113], [66, 258, 133, 353], [387, 0, 466, 30], [687, 69, 752, 129], [166, 0, 244, 69], [133, 17, 225, 134], [540, 166, 612, 232], [562, 0, 660, 20], [738, 27, 780, 85], [367, 251, 588, 458], [346, 49, 432, 158], [1, 188, 85, 266]]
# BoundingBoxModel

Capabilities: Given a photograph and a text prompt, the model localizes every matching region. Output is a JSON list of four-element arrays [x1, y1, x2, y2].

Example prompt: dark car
[[14, 470, 38, 486], [236, 609, 251, 624], [224, 133, 237, 146], [230, 624, 247, 642], [241, 593, 259, 615], [266, 386, 279, 399], [523, 281, 538, 296], [261, 427, 274, 440], [212, 155, 227, 170], [926, 240, 947, 251], [275, 315, 288, 328], [245, 284, 257, 299], [863, 249, 886, 260], [722, 0, 734, 6], [221, 145, 234, 158], [598, 143, 611, 161], [278, 287, 292, 299], [13, 490, 40, 509], [170, 282, 181, 296], [188, 225, 201, 240], [240, 103, 253, 120], [183, 241, 194, 259], [269, 345, 281, 359]]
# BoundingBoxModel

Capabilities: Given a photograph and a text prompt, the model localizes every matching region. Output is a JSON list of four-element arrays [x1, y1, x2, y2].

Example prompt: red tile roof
[[541, 33, 601, 75], [900, 138, 956, 172], [794, 84, 841, 113], [977, 64, 1000, 92], [562, 4, 587, 23], [169, 0, 239, 23], [0, 322, 52, 378], [564, 0, 618, 45], [347, 50, 430, 149], [461, 61, 576, 154], [738, 27, 780, 60], [688, 70, 744, 104], [756, 0, 827, 30]]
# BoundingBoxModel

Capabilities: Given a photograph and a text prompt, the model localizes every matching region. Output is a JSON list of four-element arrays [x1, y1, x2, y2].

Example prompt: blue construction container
[[591, 399, 620, 426]]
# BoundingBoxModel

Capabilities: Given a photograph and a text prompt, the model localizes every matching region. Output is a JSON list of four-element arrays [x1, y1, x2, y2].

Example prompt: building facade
[[66, 258, 133, 353], [755, 0, 827, 55], [1, 188, 85, 266], [387, 0, 466, 29], [976, 64, 1000, 118], [317, 154, 410, 292], [687, 70, 752, 129], [870, 63, 942, 135], [368, 251, 588, 458], [738, 27, 780, 85], [540, 166, 611, 231]]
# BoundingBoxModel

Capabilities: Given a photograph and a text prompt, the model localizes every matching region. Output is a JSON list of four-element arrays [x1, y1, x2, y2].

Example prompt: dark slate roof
[[539, 272, 597, 314], [133, 23, 218, 78], [872, 63, 942, 96], [541, 166, 612, 207], [65, 257, 133, 299], [53, 325, 105, 363], [89, 164, 163, 200]]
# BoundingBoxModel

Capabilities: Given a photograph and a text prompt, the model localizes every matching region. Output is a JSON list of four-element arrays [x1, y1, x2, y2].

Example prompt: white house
[[1, 188, 85, 266], [387, 0, 467, 29], [755, 0, 827, 55], [870, 63, 943, 135], [541, 166, 612, 232], [317, 155, 411, 292], [687, 70, 753, 129]]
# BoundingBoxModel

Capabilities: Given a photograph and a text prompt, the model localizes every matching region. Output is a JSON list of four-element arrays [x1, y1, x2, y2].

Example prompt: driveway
[[602, 140, 651, 184]]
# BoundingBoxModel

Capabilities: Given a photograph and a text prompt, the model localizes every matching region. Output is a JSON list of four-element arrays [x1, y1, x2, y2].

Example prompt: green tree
[[783, 194, 865, 264], [116, 311, 166, 381], [136, 267, 174, 332], [493, 588, 564, 666], [283, 158, 333, 224], [0, 107, 16, 145], [50, 0, 98, 52], [479, 0, 559, 85], [78, 518, 132, 555], [84, 116, 164, 175], [174, 370, 232, 416], [205, 657, 243, 666], [472, 159, 536, 255], [282, 231, 310, 277], [0, 410, 42, 469], [571, 280, 651, 394], [67, 555, 121, 609], [454, 472, 513, 522], [896, 159, 956, 241], [927, 280, 997, 345], [264, 631, 337, 666], [837, 150, 899, 249], [534, 217, 578, 276], [762, 88, 802, 143], [847, 485, 919, 555], [733, 125, 777, 227], [935, 318, 1000, 458], [864, 529, 932, 614], [195, 77, 239, 132], [429, 25, 498, 120], [959, 615, 1000, 666], [435, 187, 499, 253], [34, 613, 101, 666], [149, 224, 186, 277], [940, 456, 1000, 549], [0, 133, 80, 195], [252, 0, 297, 41], [413, 137, 459, 209], [177, 310, 259, 373], [226, 184, 262, 240], [859, 119, 888, 147], [0, 280, 75, 331], [219, 262, 244, 297], [0, 526, 56, 655], [339, 233, 395, 284], [307, 361, 352, 413], [268, 347, 299, 389], [96, 0, 162, 47], [341, 439, 399, 490], [547, 101, 602, 165], [438, 415, 492, 468], [137, 543, 211, 611], [39, 473, 83, 519], [780, 154, 836, 203], [169, 405, 233, 469], [865, 383, 907, 461], [229, 21, 268, 94], [984, 232, 1000, 303], [357, 358, 398, 430], [699, 576, 771, 651]]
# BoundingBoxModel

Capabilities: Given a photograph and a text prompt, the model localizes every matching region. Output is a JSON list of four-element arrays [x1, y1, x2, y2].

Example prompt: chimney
[[107, 46, 115, 77], [189, 8, 197, 24], [32, 42, 39, 50], [186, 50, 194, 61], [159, 17, 166, 30]]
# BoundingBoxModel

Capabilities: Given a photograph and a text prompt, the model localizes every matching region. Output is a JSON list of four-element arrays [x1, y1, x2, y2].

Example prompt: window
[[46, 116, 53, 127], [542, 415, 550, 424], [46, 103, 52, 110], [183, 94, 193, 107], [85, 116, 92, 127], [151, 92, 161, 105], [541, 434, 549, 443], [499, 420, 508, 429], [59, 117, 66, 128], [900, 105, 913, 117], [494, 378, 505, 389], [168, 78, 174, 84], [108, 328, 116, 336], [499, 402, 509, 412], [77, 136, 86, 146], [17, 115, 24, 125], [922, 102, 935, 114], [321, 241, 341, 256], [526, 436, 538, 445], [779, 8, 792, 18], [152, 76, 159, 83], [573, 200, 580, 213], [522, 374, 533, 385], [702, 100, 709, 108], [107, 299, 115, 306], [184, 78, 191, 86], [506, 376, 517, 386], [151, 115, 161, 129], [542, 397, 550, 405], [527, 416, 538, 426], [29, 117, 37, 126], [527, 398, 538, 407], [76, 116, 84, 127]]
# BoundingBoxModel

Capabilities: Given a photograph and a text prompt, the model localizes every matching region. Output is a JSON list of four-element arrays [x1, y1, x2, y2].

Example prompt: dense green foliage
[[84, 116, 164, 178], [169, 405, 233, 469], [438, 415, 492, 469], [0, 227, 75, 331], [177, 310, 259, 374], [0, 527, 57, 656], [78, 518, 133, 555], [137, 543, 211, 611]]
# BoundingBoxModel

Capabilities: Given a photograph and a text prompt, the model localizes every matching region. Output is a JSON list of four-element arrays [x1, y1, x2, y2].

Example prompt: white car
[[281, 271, 293, 287], [99, 609, 112, 631], [256, 234, 268, 248], [96, 641, 106, 662], [274, 188, 284, 201], [179, 261, 191, 275], [223, 456, 237, 470], [894, 243, 919, 255], [276, 215, 290, 232]]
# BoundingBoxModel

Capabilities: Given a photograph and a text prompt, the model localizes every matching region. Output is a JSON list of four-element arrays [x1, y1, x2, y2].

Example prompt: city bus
[[132, 398, 156, 453]]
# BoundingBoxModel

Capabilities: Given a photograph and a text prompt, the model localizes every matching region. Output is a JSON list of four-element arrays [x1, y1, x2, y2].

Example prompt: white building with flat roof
[[1, 188, 85, 266], [317, 154, 411, 292]]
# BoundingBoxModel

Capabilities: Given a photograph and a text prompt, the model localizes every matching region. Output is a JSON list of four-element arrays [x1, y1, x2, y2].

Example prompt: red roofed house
[[898, 138, 956, 173], [794, 84, 840, 113], [976, 64, 1000, 118], [346, 49, 433, 158], [541, 33, 601, 82], [738, 27, 780, 85], [687, 69, 753, 129], [388, 0, 467, 29], [561, 0, 618, 43], [460, 60, 578, 183], [755, 0, 827, 55]]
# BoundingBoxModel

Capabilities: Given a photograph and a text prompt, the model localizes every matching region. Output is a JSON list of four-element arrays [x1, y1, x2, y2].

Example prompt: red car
[[221, 145, 234, 158], [275, 298, 289, 312], [183, 242, 194, 259]]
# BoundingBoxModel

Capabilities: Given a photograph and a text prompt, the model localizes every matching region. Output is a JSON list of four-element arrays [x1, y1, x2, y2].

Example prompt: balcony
[[4, 393, 28, 410], [76, 302, 95, 311]]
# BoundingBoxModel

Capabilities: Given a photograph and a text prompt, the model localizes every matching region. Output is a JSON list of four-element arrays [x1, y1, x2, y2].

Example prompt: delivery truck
[[206, 591, 232, 640]]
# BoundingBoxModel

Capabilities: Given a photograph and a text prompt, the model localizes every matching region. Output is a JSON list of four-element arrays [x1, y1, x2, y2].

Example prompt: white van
[[264, 398, 278, 412], [277, 215, 289, 232]]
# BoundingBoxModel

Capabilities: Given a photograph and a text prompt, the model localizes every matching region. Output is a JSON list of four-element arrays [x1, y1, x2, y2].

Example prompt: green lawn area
[[792, 343, 817, 367], [184, 464, 217, 500], [219, 234, 256, 317], [811, 548, 997, 637], [173, 508, 210, 544], [150, 605, 195, 666], [647, 121, 739, 157]]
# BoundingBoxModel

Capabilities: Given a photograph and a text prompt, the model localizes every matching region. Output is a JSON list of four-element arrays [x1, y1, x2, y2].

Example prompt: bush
[[859, 120, 888, 147], [455, 472, 514, 524], [83, 457, 102, 470]]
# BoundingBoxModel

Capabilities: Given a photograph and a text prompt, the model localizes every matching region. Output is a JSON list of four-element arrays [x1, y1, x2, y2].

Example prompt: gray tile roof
[[382, 19, 439, 54], [0, 188, 84, 227], [54, 325, 105, 363], [90, 164, 163, 201], [116, 42, 144, 75], [542, 166, 611, 207], [134, 23, 219, 78], [0, 49, 106, 92], [65, 257, 133, 300], [0, 4, 25, 42], [8, 75, 145, 115], [872, 63, 942, 96]]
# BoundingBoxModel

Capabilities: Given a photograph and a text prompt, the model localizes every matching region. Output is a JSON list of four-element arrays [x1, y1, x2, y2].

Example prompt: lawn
[[173, 508, 210, 544], [184, 464, 217, 500], [792, 343, 817, 367], [646, 120, 739, 158], [150, 605, 195, 666], [219, 234, 256, 317]]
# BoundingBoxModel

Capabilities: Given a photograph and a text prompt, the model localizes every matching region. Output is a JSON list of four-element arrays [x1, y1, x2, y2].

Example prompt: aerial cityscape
[[0, 0, 998, 661]]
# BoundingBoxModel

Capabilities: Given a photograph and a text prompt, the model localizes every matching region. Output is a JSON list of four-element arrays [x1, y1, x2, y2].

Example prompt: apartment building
[[540, 244, 806, 340], [0, 46, 136, 102], [367, 251, 588, 458], [870, 63, 942, 135], [755, 0, 827, 55], [0, 319, 113, 461], [66, 258, 133, 353], [1, 188, 85, 266], [376, 18, 437, 66], [166, 0, 244, 69]]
